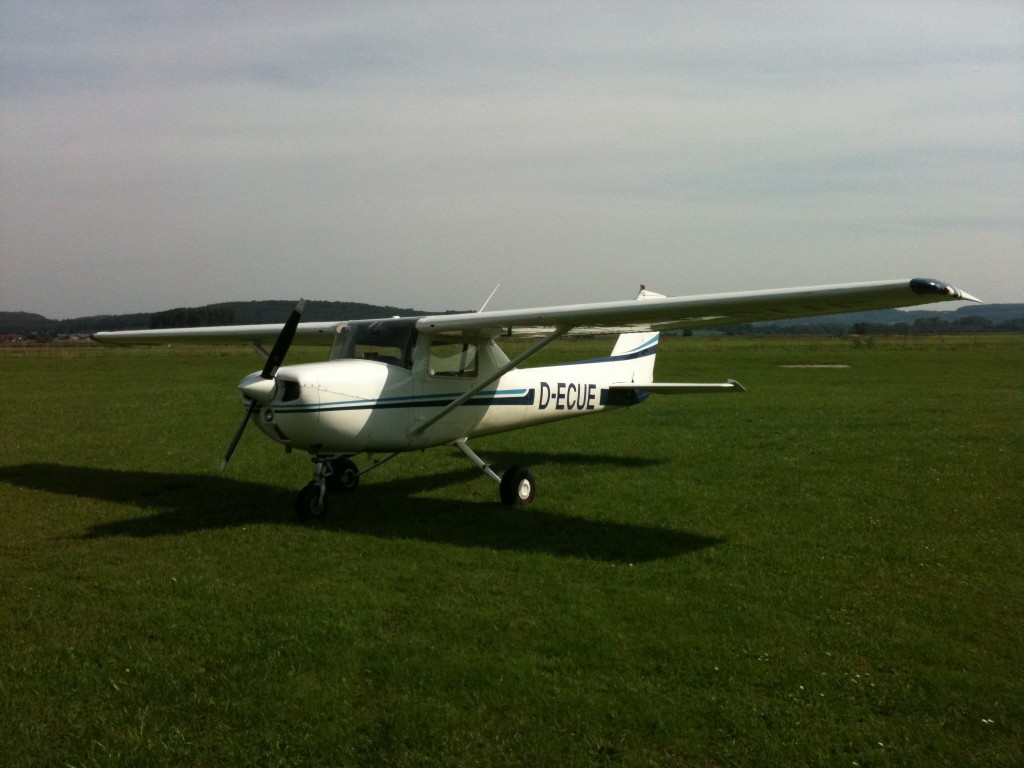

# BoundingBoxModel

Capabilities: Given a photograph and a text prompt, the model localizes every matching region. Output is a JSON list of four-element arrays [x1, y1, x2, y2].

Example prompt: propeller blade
[[261, 299, 306, 379], [221, 399, 259, 472], [222, 299, 305, 472]]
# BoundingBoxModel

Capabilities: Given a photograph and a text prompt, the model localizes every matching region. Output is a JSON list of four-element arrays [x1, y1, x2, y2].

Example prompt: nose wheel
[[294, 455, 384, 521], [295, 458, 333, 521], [295, 480, 328, 521]]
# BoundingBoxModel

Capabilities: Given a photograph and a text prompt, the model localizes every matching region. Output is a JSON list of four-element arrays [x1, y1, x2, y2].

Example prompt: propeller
[[221, 299, 306, 471]]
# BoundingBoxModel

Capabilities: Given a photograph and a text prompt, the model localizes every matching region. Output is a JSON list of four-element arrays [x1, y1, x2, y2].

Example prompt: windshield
[[329, 319, 417, 368]]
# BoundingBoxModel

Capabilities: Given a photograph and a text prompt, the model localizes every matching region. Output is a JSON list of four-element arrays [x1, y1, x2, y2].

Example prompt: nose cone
[[239, 372, 276, 403]]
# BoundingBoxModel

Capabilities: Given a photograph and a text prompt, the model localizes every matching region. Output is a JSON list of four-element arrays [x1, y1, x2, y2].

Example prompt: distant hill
[[0, 312, 59, 334], [0, 300, 458, 337]]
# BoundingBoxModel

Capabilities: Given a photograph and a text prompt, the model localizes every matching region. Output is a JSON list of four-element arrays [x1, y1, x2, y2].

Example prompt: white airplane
[[94, 277, 977, 519]]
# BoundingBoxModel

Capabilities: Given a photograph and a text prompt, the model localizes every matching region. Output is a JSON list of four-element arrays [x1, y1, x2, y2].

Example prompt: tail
[[607, 286, 745, 401], [609, 287, 663, 386]]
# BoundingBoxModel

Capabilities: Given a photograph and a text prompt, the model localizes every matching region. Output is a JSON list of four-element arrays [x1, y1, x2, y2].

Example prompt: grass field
[[1, 335, 1021, 767]]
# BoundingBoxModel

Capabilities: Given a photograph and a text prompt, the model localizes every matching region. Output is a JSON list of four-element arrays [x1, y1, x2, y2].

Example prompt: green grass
[[1, 335, 1021, 767]]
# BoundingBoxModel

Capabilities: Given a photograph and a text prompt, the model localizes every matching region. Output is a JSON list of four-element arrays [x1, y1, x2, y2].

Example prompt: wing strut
[[410, 326, 571, 437]]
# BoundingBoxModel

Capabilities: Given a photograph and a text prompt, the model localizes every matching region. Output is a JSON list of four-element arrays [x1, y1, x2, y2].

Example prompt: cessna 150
[[93, 277, 977, 519]]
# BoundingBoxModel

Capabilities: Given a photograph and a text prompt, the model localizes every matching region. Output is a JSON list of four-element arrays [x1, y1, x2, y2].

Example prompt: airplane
[[93, 277, 977, 520]]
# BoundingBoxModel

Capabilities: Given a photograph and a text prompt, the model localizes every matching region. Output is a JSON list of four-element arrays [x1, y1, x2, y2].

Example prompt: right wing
[[415, 278, 979, 338]]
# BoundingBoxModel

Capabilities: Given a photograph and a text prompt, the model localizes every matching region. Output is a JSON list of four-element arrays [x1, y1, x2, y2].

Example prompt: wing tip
[[910, 278, 981, 303]]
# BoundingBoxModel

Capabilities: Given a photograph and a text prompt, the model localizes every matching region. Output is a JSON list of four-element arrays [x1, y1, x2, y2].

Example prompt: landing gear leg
[[295, 459, 330, 521], [453, 438, 535, 505]]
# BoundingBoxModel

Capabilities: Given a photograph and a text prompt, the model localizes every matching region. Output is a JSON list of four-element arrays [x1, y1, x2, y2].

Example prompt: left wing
[[93, 321, 341, 346], [415, 278, 978, 337]]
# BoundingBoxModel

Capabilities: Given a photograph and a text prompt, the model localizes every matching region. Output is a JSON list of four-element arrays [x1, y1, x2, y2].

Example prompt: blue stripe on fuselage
[[274, 388, 535, 415]]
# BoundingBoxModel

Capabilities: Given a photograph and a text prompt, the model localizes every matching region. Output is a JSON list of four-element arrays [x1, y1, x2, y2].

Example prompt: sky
[[2, 1, 1022, 319]]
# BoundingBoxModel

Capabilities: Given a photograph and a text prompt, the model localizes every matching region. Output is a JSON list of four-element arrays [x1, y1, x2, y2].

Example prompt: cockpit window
[[329, 320, 416, 368]]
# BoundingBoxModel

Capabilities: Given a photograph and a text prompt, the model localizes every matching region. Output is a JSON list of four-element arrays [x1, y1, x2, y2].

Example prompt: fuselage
[[243, 324, 656, 456]]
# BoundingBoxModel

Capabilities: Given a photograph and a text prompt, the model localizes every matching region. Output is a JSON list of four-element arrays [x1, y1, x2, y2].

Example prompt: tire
[[499, 466, 535, 505], [326, 458, 359, 493], [295, 482, 328, 521]]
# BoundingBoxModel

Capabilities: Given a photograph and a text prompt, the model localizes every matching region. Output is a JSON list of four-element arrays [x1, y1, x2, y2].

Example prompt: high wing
[[415, 278, 978, 338], [92, 278, 977, 346]]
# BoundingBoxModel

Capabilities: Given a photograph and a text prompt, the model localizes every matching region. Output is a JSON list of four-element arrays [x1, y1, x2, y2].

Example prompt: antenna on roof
[[478, 284, 500, 313]]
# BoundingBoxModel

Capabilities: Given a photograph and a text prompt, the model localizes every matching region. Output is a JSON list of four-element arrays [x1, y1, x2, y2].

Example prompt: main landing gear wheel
[[326, 458, 359, 493], [295, 481, 328, 521], [500, 466, 535, 505]]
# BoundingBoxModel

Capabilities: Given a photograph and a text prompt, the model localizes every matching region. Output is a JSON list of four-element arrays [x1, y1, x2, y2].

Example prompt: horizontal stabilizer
[[609, 379, 745, 394]]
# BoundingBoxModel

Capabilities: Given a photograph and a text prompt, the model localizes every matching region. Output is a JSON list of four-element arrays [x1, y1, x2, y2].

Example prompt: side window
[[429, 341, 478, 378]]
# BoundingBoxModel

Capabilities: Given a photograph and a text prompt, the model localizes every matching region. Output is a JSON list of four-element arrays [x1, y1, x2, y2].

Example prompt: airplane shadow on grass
[[0, 457, 722, 564]]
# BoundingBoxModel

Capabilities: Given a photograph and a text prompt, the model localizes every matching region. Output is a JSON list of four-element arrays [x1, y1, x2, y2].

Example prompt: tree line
[[149, 306, 236, 328]]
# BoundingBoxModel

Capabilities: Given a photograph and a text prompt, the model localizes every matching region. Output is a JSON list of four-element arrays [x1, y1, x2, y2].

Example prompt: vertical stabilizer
[[609, 287, 664, 385]]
